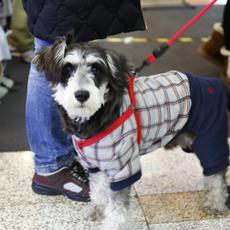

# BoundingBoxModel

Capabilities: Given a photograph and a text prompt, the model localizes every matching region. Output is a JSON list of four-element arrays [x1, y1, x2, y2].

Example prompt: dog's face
[[50, 45, 111, 120], [34, 36, 131, 121]]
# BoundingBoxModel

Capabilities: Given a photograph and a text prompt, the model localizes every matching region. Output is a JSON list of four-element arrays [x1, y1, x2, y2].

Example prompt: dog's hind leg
[[102, 187, 131, 230], [203, 170, 229, 215], [165, 131, 196, 152]]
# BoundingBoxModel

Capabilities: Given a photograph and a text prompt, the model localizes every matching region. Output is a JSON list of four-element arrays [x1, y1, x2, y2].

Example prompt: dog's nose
[[75, 90, 90, 103]]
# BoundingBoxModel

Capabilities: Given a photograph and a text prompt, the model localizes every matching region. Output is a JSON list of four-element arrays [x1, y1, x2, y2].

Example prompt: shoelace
[[70, 161, 89, 184]]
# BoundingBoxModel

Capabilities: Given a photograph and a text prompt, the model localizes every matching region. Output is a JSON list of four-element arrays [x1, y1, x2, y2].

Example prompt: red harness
[[75, 76, 141, 150]]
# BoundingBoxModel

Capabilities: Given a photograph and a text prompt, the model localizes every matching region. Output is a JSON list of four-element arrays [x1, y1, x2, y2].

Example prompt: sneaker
[[32, 161, 90, 202], [0, 76, 14, 88], [8, 44, 21, 57], [21, 50, 35, 63], [8, 45, 35, 63], [0, 85, 8, 99]]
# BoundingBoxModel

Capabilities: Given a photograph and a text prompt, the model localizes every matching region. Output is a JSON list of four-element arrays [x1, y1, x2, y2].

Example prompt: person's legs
[[7, 0, 33, 52], [7, 0, 34, 63], [26, 38, 75, 174], [26, 38, 89, 201]]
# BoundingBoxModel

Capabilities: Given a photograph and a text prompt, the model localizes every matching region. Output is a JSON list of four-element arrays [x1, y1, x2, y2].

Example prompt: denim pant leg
[[26, 39, 75, 174]]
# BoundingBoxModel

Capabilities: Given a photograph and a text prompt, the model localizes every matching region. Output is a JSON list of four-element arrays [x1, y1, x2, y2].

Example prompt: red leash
[[136, 0, 218, 72]]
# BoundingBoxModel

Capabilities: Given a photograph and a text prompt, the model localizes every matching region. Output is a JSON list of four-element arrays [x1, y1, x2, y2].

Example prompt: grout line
[[133, 186, 151, 230]]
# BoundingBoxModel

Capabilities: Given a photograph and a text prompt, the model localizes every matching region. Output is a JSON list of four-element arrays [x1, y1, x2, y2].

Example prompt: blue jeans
[[26, 38, 75, 174]]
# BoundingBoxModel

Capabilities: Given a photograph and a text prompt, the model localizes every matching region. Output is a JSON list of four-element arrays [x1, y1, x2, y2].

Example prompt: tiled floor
[[0, 151, 148, 230], [1, 146, 230, 229], [134, 146, 230, 228]]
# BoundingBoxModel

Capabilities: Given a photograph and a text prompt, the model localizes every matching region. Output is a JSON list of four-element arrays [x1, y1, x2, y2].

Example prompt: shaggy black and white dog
[[34, 35, 230, 229]]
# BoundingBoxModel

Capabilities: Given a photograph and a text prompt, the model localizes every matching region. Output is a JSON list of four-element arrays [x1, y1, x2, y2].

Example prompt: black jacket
[[22, 0, 146, 42]]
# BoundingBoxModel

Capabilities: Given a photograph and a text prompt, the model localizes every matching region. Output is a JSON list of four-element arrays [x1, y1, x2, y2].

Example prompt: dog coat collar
[[75, 76, 141, 150]]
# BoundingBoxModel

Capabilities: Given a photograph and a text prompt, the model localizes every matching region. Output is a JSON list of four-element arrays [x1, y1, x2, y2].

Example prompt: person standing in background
[[198, 0, 230, 82], [7, 0, 34, 63], [22, 0, 146, 201], [0, 0, 14, 99]]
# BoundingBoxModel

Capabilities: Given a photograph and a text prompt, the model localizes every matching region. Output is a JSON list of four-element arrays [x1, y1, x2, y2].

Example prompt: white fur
[[87, 54, 106, 66], [106, 53, 117, 75], [54, 40, 66, 66], [64, 50, 84, 64], [53, 52, 109, 119], [203, 172, 229, 215], [53, 76, 108, 119], [89, 172, 130, 230], [64, 51, 106, 66]]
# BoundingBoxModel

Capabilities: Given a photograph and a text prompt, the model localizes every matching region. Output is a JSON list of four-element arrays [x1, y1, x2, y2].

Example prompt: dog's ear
[[33, 32, 76, 84], [106, 50, 133, 89]]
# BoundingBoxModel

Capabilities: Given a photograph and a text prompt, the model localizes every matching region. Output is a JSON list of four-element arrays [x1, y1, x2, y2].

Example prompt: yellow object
[[156, 38, 169, 43], [106, 37, 123, 43], [179, 37, 193, 43]]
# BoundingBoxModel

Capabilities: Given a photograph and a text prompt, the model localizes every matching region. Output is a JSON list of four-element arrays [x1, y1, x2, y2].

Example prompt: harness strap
[[75, 76, 141, 150], [128, 76, 141, 144]]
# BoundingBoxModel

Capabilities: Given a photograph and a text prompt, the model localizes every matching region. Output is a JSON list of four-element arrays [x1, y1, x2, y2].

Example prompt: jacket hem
[[88, 167, 100, 173], [203, 158, 229, 176], [110, 170, 142, 191]]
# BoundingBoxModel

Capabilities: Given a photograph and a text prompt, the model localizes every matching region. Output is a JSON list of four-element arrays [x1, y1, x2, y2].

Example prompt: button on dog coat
[[73, 71, 229, 191]]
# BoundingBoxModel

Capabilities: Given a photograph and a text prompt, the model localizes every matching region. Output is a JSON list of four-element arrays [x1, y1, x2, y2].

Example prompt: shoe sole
[[32, 181, 90, 202]]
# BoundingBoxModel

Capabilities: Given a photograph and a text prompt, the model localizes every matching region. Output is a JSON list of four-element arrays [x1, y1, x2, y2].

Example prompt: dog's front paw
[[88, 206, 104, 221]]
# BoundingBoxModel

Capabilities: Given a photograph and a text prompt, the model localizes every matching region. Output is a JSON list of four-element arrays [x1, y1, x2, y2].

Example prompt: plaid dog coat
[[73, 71, 229, 191]]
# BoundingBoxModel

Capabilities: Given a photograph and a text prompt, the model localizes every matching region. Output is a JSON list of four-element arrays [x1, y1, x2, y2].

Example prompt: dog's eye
[[61, 63, 75, 77], [91, 63, 103, 75]]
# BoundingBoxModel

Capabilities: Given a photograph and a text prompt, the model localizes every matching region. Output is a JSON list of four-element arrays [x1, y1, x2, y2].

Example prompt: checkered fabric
[[72, 70, 191, 190]]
